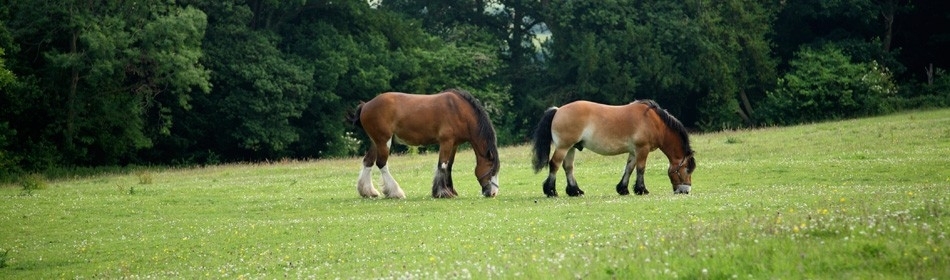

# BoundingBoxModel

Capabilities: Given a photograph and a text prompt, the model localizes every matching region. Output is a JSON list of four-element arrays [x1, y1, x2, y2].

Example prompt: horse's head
[[668, 152, 695, 194], [476, 148, 500, 198], [480, 174, 499, 198]]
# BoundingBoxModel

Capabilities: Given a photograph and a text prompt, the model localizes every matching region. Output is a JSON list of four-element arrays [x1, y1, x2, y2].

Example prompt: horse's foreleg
[[376, 140, 405, 199], [357, 145, 380, 198], [562, 148, 585, 197], [432, 143, 458, 198], [633, 147, 651, 195], [615, 153, 636, 195]]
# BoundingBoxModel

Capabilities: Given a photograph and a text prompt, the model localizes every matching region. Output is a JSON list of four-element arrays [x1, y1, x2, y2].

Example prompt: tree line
[[1, 0, 948, 177]]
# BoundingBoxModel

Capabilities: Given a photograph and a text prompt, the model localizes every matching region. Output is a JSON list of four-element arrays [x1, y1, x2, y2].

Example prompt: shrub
[[894, 67, 950, 110], [136, 170, 153, 184], [19, 173, 48, 196], [759, 44, 897, 125]]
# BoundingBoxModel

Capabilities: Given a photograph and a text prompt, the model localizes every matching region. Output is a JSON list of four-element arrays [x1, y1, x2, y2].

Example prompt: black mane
[[447, 89, 500, 177], [635, 100, 696, 172]]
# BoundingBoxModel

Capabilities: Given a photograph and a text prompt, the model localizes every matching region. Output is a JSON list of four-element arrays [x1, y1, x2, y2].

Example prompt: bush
[[759, 44, 897, 125], [19, 173, 48, 196], [893, 67, 950, 110]]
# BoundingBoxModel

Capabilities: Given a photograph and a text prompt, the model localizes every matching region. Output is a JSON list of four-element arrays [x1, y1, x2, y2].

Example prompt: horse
[[531, 99, 695, 197], [348, 89, 500, 199]]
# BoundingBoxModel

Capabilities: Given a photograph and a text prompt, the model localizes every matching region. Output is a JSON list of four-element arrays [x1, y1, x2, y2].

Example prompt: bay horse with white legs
[[348, 89, 500, 199], [531, 100, 696, 197]]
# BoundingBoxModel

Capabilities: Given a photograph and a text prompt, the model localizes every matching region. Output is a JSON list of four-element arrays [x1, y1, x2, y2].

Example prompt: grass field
[[1, 109, 949, 279]]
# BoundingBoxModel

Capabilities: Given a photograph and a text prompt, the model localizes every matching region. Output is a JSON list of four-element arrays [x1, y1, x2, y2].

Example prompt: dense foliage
[[0, 0, 948, 175]]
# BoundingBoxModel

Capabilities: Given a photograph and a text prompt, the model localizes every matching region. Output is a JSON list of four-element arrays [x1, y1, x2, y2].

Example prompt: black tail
[[347, 102, 365, 129], [531, 107, 558, 173]]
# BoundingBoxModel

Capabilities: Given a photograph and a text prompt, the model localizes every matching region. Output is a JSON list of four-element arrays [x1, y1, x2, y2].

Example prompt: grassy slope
[[1, 109, 948, 279]]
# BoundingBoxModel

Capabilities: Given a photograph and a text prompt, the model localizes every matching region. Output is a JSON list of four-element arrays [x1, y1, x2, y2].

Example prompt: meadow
[[1, 109, 949, 279]]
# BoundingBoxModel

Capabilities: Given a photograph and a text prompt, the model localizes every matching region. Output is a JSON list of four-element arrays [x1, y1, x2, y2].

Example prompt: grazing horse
[[349, 89, 500, 199], [531, 100, 695, 197]]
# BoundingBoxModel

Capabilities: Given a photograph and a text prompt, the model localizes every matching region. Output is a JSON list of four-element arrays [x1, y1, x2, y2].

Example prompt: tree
[[541, 0, 776, 129], [1, 0, 210, 168]]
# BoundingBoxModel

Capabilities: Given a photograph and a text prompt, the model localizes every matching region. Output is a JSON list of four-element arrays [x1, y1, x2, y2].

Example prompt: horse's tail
[[347, 102, 365, 129], [531, 107, 558, 173]]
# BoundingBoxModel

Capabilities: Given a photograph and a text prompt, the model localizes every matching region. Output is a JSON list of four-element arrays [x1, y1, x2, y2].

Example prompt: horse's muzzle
[[482, 185, 498, 197], [482, 176, 499, 197], [675, 184, 691, 194]]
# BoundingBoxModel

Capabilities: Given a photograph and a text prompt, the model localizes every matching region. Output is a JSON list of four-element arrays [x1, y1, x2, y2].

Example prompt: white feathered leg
[[380, 165, 405, 199], [356, 166, 379, 198]]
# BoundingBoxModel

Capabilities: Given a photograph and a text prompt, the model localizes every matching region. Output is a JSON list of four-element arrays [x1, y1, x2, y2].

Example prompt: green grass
[[1, 109, 949, 279]]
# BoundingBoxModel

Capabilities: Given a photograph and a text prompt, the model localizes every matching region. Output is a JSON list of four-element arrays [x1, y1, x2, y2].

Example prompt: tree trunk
[[882, 0, 896, 52], [738, 88, 754, 125], [735, 107, 751, 126], [66, 29, 80, 150]]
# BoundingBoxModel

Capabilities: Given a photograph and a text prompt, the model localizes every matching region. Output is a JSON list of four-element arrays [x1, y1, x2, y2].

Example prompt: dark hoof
[[634, 186, 650, 195], [543, 177, 557, 197], [616, 183, 630, 196], [566, 186, 585, 197]]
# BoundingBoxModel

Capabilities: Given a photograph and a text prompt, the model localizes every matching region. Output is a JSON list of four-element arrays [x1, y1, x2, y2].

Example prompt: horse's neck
[[657, 128, 686, 164]]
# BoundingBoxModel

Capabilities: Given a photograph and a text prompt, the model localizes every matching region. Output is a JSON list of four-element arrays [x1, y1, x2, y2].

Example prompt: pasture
[[1, 109, 949, 279]]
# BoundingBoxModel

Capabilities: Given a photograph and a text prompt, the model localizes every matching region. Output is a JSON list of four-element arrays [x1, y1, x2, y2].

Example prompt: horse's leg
[[432, 142, 458, 198], [357, 143, 380, 198], [378, 138, 406, 199], [563, 148, 585, 196], [543, 147, 568, 197], [445, 155, 458, 196], [615, 153, 636, 195], [633, 147, 651, 195]]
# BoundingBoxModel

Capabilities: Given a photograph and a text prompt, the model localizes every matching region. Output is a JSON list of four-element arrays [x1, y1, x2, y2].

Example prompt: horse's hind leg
[[542, 148, 567, 197], [357, 144, 381, 198], [378, 138, 406, 199], [432, 143, 458, 198], [615, 153, 636, 195], [562, 148, 585, 197]]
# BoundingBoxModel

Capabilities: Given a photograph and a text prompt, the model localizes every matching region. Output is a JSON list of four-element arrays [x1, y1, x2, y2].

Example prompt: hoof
[[383, 189, 406, 199], [358, 186, 380, 198], [616, 183, 630, 196], [634, 186, 650, 196], [566, 187, 585, 197], [432, 188, 457, 198], [542, 177, 557, 197]]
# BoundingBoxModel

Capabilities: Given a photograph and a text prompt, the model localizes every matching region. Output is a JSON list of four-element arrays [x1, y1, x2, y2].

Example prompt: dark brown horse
[[349, 89, 500, 198], [531, 100, 695, 197]]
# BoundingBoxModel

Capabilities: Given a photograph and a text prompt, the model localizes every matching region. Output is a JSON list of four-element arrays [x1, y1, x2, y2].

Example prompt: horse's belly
[[393, 134, 438, 146], [582, 141, 630, 156]]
